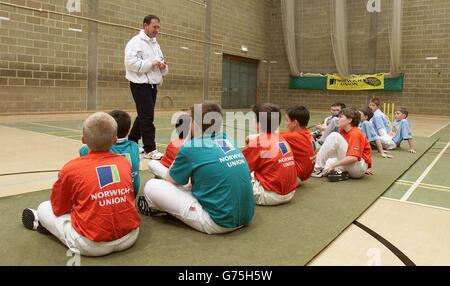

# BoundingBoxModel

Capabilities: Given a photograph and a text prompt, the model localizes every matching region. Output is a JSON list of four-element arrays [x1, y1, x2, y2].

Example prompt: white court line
[[400, 140, 450, 201], [25, 121, 82, 133], [429, 122, 450, 138], [381, 197, 450, 212]]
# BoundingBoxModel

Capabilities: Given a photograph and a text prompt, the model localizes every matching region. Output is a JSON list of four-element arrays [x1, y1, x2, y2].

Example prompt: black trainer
[[326, 170, 350, 182], [137, 196, 169, 217], [22, 208, 51, 235]]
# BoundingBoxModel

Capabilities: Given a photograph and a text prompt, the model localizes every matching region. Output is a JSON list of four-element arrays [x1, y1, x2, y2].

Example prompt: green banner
[[289, 73, 404, 92]]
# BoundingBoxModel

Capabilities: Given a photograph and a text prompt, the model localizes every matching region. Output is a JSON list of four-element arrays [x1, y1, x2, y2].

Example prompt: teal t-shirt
[[79, 139, 140, 197], [169, 132, 255, 228]]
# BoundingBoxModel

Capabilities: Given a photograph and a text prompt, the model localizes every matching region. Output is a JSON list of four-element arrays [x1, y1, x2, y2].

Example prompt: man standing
[[125, 15, 168, 159]]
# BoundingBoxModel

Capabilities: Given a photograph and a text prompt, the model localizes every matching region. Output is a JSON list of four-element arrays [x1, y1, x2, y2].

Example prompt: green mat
[[0, 137, 437, 266]]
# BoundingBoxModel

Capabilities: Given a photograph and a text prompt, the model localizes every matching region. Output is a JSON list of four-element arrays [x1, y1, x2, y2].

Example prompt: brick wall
[[269, 0, 450, 115], [1, 0, 449, 115], [0, 0, 271, 113]]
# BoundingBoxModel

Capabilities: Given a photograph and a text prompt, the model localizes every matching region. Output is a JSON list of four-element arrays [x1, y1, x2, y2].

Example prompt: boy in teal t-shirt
[[80, 110, 140, 197], [139, 103, 255, 234]]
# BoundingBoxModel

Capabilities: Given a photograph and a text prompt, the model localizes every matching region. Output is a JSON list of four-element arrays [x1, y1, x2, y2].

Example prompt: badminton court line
[[400, 140, 450, 201], [429, 122, 450, 138]]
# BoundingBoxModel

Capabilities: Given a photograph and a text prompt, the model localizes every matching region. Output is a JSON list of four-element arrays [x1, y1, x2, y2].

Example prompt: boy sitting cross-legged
[[388, 107, 416, 153], [22, 112, 141, 257], [279, 105, 316, 185], [140, 103, 255, 234], [148, 112, 191, 179], [359, 107, 393, 159], [242, 103, 298, 206], [312, 107, 373, 180], [80, 110, 140, 198]]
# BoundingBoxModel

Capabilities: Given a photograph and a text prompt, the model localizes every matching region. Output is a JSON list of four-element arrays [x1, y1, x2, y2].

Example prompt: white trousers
[[144, 179, 240, 234], [37, 201, 139, 257], [252, 175, 295, 206], [315, 133, 368, 179], [379, 135, 397, 150], [148, 160, 169, 178]]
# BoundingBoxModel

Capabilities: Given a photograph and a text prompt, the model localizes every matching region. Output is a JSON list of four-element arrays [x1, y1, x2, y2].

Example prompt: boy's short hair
[[370, 97, 381, 107], [341, 107, 361, 127], [253, 103, 281, 133], [108, 110, 131, 139], [359, 107, 374, 120], [396, 107, 409, 118], [83, 112, 117, 151], [332, 102, 346, 109], [175, 113, 191, 139], [190, 102, 223, 134], [287, 106, 310, 128]]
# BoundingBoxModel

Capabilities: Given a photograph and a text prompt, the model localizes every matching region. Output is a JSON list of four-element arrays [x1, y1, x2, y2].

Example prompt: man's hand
[[152, 59, 161, 67], [365, 168, 375, 175], [409, 149, 416, 154], [158, 62, 167, 70]]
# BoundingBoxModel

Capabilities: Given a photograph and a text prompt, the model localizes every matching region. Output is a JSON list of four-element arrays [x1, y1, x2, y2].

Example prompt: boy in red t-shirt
[[242, 103, 297, 205], [148, 113, 190, 178], [21, 112, 141, 257], [279, 106, 316, 185], [313, 107, 373, 179]]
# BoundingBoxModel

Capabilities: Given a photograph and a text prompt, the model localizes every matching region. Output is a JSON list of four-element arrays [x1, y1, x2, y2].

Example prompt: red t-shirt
[[279, 129, 315, 181], [51, 151, 141, 242], [340, 128, 372, 168], [160, 138, 185, 168], [242, 134, 297, 196]]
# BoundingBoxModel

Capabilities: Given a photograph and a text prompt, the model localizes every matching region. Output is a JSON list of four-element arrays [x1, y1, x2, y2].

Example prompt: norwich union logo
[[216, 139, 235, 155], [96, 165, 121, 189], [278, 142, 291, 156]]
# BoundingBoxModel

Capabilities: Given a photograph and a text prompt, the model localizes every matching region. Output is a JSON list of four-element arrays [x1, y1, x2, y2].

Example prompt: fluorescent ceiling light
[[426, 57, 438, 60], [69, 28, 82, 32], [180, 46, 189, 50]]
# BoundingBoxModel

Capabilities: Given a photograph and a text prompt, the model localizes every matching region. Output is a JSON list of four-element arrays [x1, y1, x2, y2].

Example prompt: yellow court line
[[395, 182, 450, 193], [397, 180, 450, 191]]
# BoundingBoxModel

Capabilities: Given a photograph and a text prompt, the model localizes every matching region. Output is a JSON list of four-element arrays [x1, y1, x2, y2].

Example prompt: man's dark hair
[[108, 110, 131, 139], [341, 107, 361, 127], [175, 113, 191, 139], [143, 15, 160, 25], [253, 103, 281, 133], [332, 102, 346, 109], [190, 102, 223, 134], [287, 106, 310, 128], [359, 107, 374, 120]]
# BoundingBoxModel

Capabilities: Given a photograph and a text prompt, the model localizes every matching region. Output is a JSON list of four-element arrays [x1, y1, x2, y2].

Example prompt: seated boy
[[368, 97, 395, 149], [148, 113, 191, 179], [242, 103, 297, 206], [312, 107, 372, 179], [22, 112, 141, 257], [279, 106, 316, 185], [387, 107, 416, 153], [316, 103, 347, 146], [140, 103, 255, 234], [359, 107, 393, 159], [80, 110, 140, 198], [315, 103, 345, 133]]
